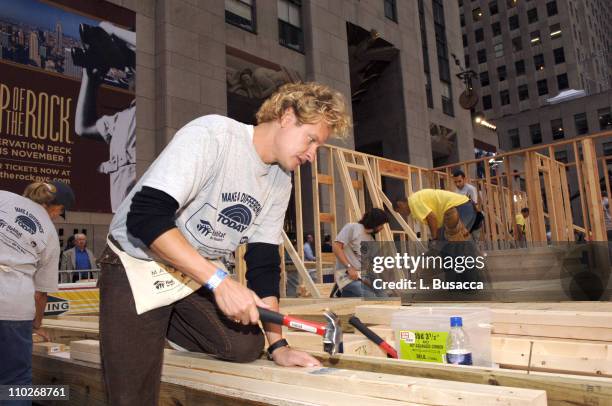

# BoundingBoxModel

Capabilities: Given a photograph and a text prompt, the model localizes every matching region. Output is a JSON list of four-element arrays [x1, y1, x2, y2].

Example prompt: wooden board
[[492, 335, 612, 377], [308, 350, 612, 406], [35, 354, 410, 406], [165, 352, 546, 405], [33, 342, 65, 354], [69, 340, 547, 406]]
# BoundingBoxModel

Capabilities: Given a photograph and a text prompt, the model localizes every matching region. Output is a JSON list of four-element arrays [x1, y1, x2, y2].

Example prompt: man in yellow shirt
[[393, 189, 479, 241], [514, 207, 529, 243]]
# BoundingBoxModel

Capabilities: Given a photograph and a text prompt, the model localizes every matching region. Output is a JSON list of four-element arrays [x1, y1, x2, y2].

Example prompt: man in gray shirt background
[[453, 169, 481, 241]]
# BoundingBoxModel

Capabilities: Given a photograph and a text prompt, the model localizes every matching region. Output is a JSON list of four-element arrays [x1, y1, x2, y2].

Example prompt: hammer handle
[[349, 316, 398, 359], [258, 307, 285, 325], [258, 307, 327, 336]]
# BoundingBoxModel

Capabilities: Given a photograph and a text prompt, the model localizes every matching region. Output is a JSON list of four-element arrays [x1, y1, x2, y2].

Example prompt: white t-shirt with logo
[[0, 191, 59, 320], [109, 115, 292, 262]]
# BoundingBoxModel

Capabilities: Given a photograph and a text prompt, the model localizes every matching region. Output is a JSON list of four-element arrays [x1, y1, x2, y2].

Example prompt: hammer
[[258, 307, 343, 355]]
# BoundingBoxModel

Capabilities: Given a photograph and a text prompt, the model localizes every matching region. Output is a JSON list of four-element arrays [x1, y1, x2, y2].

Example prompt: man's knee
[[220, 330, 265, 363]]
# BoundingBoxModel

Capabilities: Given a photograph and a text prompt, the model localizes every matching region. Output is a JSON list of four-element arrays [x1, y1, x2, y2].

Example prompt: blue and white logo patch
[[217, 204, 252, 233]]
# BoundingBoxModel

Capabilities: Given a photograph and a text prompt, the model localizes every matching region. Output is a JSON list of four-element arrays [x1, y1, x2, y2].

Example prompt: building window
[[555, 150, 568, 163], [477, 49, 487, 64], [480, 71, 490, 86], [475, 28, 484, 42], [512, 36, 522, 51], [489, 1, 499, 15], [441, 81, 454, 116], [472, 7, 483, 21], [418, 0, 433, 108], [530, 123, 542, 144], [384, 0, 398, 22], [530, 30, 541, 46], [492, 22, 502, 36], [550, 23, 562, 39], [527, 8, 538, 24], [483, 94, 492, 110], [509, 14, 519, 30], [425, 76, 434, 108], [515, 59, 525, 75], [553, 47, 565, 64], [551, 118, 564, 139], [557, 73, 569, 90], [598, 107, 612, 130], [604, 142, 612, 157], [506, 0, 517, 9], [509, 128, 520, 148], [493, 41, 504, 57], [500, 89, 510, 105], [537, 79, 548, 95], [574, 112, 589, 135], [463, 34, 468, 47], [547, 1, 558, 16], [433, 0, 452, 116], [497, 65, 507, 81], [225, 0, 256, 32], [461, 13, 465, 27], [278, 0, 303, 52], [465, 54, 470, 68], [534, 53, 545, 70], [518, 84, 529, 100]]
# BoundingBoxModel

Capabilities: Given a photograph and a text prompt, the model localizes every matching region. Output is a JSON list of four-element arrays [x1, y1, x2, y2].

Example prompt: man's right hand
[[213, 278, 270, 325], [347, 268, 360, 281]]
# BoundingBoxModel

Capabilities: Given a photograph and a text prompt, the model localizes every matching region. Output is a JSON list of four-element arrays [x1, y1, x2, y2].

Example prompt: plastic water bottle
[[445, 316, 473, 365]]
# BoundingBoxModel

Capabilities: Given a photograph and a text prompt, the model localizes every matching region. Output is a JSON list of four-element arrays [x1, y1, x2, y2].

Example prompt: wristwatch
[[267, 338, 289, 360]]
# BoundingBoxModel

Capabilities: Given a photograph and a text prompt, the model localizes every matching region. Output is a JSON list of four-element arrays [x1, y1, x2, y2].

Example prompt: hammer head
[[322, 310, 343, 355]]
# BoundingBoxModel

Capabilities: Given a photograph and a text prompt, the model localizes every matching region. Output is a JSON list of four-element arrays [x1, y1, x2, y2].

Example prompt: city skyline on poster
[[0, 0, 135, 213], [0, 0, 132, 89]]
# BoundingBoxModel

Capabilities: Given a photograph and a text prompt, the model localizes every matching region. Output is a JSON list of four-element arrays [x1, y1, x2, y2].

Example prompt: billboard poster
[[0, 0, 135, 213]]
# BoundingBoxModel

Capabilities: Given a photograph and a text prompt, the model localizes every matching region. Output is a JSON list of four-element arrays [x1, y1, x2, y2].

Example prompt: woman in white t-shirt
[[0, 181, 74, 388], [333, 208, 389, 297]]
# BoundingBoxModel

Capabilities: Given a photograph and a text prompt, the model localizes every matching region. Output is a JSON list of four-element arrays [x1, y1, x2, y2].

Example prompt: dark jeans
[[0, 320, 32, 406], [98, 245, 264, 406]]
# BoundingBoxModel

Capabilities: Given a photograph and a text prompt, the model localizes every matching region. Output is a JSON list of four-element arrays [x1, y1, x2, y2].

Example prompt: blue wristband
[[205, 269, 228, 291]]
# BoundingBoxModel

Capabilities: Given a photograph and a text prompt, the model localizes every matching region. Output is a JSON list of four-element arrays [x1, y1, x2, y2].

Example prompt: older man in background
[[61, 233, 96, 282]]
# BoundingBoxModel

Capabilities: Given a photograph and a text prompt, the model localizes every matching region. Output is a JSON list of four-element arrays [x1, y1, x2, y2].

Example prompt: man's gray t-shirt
[[334, 223, 373, 289], [456, 183, 478, 204], [0, 192, 59, 320], [109, 115, 292, 262]]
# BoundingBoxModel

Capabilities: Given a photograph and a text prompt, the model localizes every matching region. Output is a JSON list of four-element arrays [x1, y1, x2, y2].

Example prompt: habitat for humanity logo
[[197, 220, 226, 241], [218, 204, 252, 232]]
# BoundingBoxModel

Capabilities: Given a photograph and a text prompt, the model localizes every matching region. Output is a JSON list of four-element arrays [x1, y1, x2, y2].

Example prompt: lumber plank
[[491, 309, 612, 328], [69, 341, 547, 406], [37, 354, 393, 406], [164, 351, 547, 405], [492, 335, 612, 377], [493, 323, 612, 341], [309, 350, 612, 406], [33, 342, 65, 354], [164, 365, 413, 406], [354, 305, 612, 331]]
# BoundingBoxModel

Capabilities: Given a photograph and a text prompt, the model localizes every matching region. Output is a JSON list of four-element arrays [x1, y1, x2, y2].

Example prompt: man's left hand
[[272, 346, 321, 367]]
